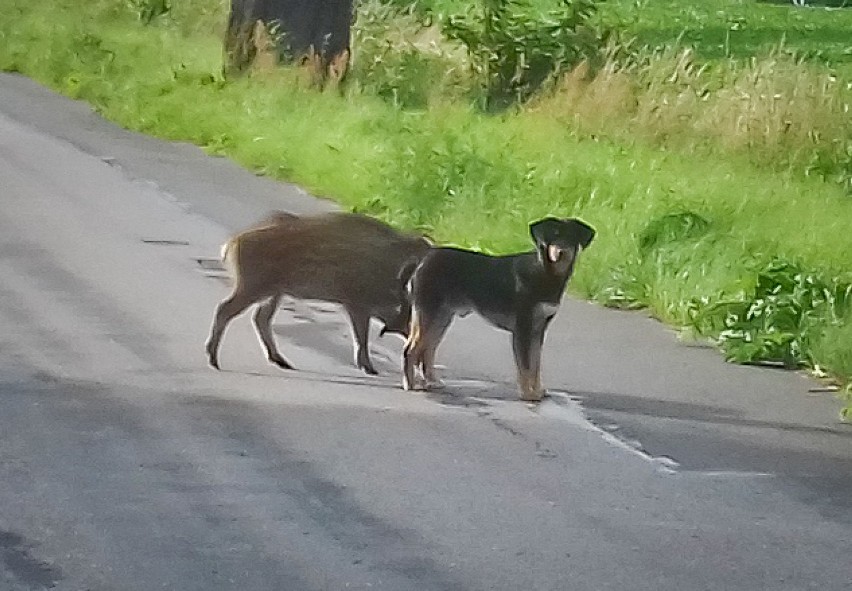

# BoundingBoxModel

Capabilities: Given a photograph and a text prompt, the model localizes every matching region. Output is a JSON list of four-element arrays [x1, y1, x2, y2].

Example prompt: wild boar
[[205, 211, 430, 375]]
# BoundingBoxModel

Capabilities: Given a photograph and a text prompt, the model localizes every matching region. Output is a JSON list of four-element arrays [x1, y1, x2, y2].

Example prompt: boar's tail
[[220, 238, 240, 281]]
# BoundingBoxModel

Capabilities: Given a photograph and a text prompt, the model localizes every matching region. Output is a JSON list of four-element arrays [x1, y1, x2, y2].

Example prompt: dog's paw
[[519, 387, 545, 402], [403, 375, 426, 391], [517, 373, 544, 402]]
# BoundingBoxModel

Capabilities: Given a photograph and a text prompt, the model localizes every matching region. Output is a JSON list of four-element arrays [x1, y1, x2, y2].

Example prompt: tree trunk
[[224, 0, 353, 83]]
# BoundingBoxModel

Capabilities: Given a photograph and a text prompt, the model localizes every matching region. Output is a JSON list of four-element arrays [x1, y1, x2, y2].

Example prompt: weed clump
[[689, 259, 852, 371]]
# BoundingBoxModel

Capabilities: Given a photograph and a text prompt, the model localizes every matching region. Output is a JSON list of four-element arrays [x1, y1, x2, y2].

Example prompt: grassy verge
[[1, 0, 850, 412]]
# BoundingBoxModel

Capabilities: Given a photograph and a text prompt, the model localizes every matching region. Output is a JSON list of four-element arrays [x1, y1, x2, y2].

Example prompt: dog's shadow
[[421, 377, 520, 408], [221, 299, 524, 407], [215, 361, 520, 408]]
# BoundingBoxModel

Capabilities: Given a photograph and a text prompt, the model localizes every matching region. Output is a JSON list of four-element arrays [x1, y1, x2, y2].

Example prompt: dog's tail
[[404, 305, 422, 352]]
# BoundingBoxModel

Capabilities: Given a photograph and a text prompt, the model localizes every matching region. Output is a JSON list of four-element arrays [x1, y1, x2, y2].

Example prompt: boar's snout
[[378, 305, 411, 338], [377, 256, 421, 338]]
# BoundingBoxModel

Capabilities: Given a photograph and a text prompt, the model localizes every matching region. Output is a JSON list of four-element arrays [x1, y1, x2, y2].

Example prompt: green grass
[[1, 0, 850, 412], [417, 0, 852, 74], [601, 0, 852, 69]]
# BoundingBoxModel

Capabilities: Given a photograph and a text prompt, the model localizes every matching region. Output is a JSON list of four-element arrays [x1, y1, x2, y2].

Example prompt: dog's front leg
[[512, 314, 547, 402], [402, 308, 425, 391]]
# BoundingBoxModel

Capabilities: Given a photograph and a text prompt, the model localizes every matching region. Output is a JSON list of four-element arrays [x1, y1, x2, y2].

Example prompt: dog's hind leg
[[420, 314, 452, 389], [405, 308, 452, 391], [402, 306, 425, 390], [252, 294, 294, 370], [403, 306, 447, 390]]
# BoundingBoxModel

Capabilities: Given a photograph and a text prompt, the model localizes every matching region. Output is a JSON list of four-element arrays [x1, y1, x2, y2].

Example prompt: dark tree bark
[[224, 0, 353, 82]]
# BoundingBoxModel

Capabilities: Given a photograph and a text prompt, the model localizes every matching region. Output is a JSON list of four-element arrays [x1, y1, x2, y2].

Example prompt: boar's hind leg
[[253, 294, 294, 370], [344, 304, 378, 375], [206, 287, 256, 370]]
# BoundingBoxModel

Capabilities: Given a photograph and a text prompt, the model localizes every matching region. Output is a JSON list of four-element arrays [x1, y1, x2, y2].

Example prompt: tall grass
[[535, 45, 851, 189], [350, 2, 472, 108], [1, 0, 850, 409]]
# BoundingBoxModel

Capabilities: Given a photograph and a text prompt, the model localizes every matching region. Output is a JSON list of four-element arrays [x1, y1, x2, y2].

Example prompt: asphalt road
[[0, 73, 850, 591]]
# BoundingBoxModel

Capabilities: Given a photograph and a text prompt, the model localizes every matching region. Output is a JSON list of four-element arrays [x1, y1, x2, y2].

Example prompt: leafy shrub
[[689, 259, 852, 368], [443, 0, 606, 108]]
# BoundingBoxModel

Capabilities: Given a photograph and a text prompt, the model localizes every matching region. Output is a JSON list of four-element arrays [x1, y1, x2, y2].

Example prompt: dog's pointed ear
[[570, 219, 596, 249]]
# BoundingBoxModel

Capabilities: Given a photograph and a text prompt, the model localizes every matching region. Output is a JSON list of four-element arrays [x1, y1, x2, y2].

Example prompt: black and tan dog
[[402, 217, 595, 401]]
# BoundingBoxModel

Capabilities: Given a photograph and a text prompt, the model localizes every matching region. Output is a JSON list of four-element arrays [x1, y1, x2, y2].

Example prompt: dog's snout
[[547, 245, 564, 263]]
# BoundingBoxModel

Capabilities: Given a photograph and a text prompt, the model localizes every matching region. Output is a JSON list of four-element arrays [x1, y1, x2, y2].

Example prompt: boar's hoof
[[206, 344, 220, 370], [359, 362, 378, 376], [269, 354, 294, 371]]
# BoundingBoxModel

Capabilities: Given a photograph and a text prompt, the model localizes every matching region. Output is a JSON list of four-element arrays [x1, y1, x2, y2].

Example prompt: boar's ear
[[529, 217, 563, 249]]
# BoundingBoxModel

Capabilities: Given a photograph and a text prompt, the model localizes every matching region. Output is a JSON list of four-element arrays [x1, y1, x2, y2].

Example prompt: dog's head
[[529, 217, 595, 275]]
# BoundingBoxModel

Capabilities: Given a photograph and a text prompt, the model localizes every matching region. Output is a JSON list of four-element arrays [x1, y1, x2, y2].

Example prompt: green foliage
[[595, 0, 852, 73], [638, 211, 710, 255], [806, 140, 852, 191], [126, 0, 170, 24], [350, 1, 471, 108], [443, 0, 606, 107], [602, 210, 716, 315], [599, 254, 649, 310], [842, 384, 852, 420], [690, 259, 852, 369]]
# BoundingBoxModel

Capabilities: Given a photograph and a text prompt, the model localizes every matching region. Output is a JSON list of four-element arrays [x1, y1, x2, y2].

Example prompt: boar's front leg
[[344, 304, 378, 375]]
